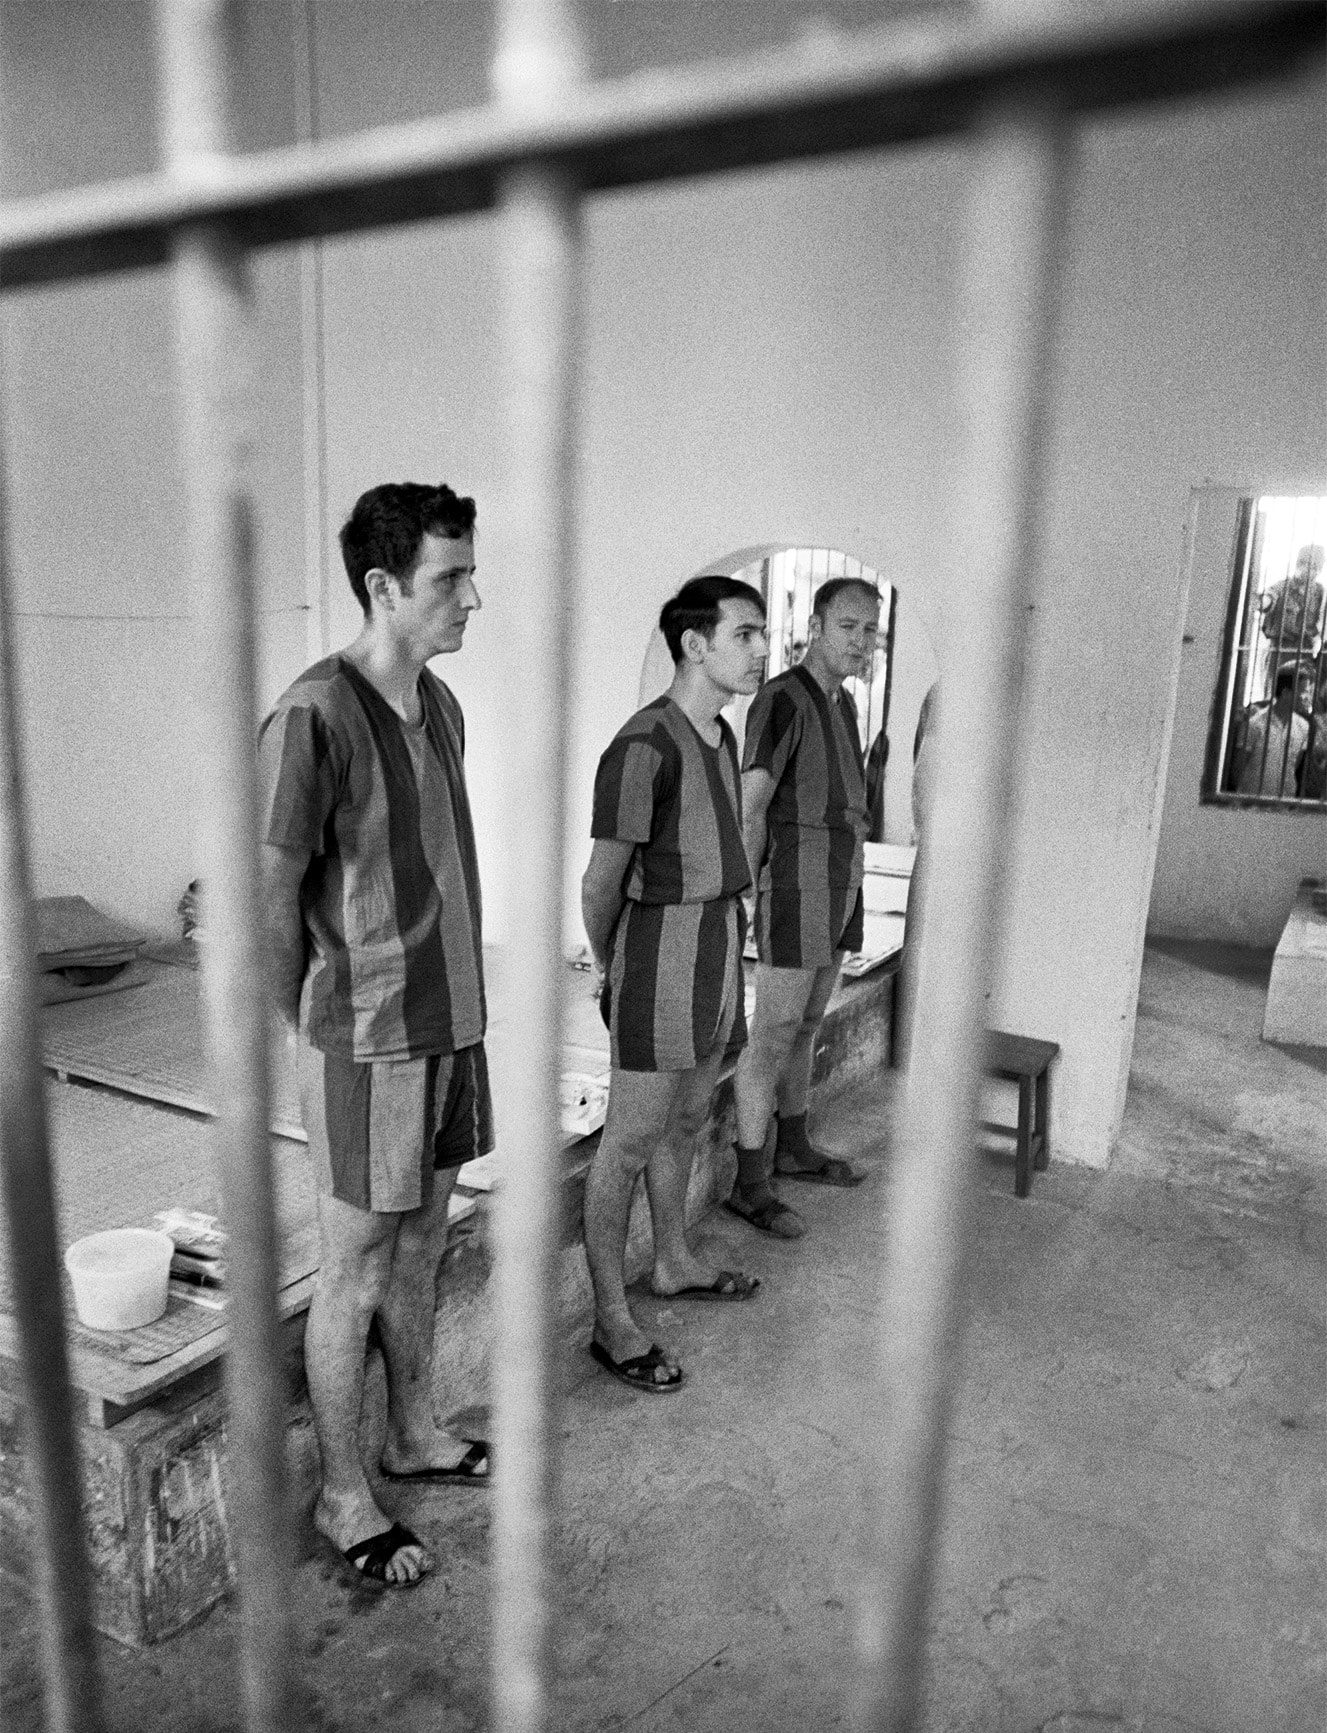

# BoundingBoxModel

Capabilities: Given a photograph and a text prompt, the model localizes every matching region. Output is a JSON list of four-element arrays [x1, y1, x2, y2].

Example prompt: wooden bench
[[984, 1030, 1059, 1198]]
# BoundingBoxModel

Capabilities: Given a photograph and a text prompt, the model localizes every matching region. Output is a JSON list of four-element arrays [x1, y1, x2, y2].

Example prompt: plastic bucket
[[63, 1228, 174, 1331]]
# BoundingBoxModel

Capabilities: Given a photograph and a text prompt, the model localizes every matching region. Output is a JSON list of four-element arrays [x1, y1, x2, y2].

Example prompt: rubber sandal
[[723, 1195, 805, 1239], [655, 1270, 761, 1303], [589, 1338, 685, 1393], [379, 1440, 490, 1485], [339, 1520, 430, 1589], [773, 1153, 865, 1187]]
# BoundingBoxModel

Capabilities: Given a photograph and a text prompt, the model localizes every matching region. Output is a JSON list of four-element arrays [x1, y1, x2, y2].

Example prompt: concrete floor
[[3, 941, 1324, 1731]]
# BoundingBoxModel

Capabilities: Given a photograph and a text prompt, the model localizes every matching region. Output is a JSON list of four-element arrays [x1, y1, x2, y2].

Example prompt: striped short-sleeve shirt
[[743, 663, 868, 967], [591, 697, 750, 904], [592, 697, 750, 1070], [258, 655, 485, 1061]]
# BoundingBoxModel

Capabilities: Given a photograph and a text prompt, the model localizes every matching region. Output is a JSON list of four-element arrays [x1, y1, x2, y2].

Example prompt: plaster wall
[[0, 0, 308, 934], [1148, 488, 1327, 948], [0, 3, 1322, 1171]]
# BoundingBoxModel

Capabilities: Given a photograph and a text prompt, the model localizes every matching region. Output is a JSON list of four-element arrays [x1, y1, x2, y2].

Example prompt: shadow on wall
[[637, 544, 939, 846]]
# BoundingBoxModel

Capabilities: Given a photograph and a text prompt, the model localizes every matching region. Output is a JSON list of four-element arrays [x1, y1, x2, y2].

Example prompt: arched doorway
[[638, 543, 938, 846]]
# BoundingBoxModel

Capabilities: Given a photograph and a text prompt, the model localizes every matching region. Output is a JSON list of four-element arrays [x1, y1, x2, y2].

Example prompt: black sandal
[[589, 1338, 685, 1393], [339, 1520, 430, 1589]]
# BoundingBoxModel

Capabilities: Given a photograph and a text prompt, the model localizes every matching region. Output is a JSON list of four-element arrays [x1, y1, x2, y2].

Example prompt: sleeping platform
[[1, 931, 901, 1644]]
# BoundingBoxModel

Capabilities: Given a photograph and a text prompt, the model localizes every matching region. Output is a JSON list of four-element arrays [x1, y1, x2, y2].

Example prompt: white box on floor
[[1263, 878, 1327, 1047]]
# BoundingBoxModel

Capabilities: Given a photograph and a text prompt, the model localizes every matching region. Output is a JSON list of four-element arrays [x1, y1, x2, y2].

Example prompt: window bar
[[0, 498, 107, 1731], [1205, 495, 1253, 796], [157, 4, 296, 1730], [1237, 506, 1268, 794], [489, 3, 586, 1729], [1280, 545, 1315, 798], [853, 103, 1073, 1733], [1265, 538, 1291, 795]]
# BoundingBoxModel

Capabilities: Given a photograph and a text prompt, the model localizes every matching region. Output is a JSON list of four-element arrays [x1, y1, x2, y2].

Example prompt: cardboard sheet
[[0, 1082, 317, 1371]]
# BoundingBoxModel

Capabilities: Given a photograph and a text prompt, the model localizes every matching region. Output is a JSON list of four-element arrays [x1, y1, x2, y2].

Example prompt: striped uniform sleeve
[[592, 732, 668, 844], [742, 683, 802, 783], [257, 701, 340, 855]]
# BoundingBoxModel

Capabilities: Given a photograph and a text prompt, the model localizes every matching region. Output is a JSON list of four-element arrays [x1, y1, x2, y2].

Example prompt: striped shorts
[[603, 895, 747, 1072], [755, 883, 864, 970], [298, 1038, 494, 1213]]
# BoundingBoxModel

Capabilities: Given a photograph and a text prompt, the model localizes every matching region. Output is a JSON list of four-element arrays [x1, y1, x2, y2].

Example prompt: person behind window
[[1297, 656, 1327, 801], [1258, 541, 1325, 696], [1234, 663, 1311, 797]]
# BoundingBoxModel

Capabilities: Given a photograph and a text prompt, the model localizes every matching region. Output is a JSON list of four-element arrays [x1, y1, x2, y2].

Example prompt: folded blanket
[[34, 896, 146, 971]]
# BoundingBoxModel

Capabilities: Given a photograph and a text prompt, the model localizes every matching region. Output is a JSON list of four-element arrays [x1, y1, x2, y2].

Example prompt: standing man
[[1258, 542, 1325, 696], [726, 577, 878, 1239], [260, 482, 492, 1590], [581, 575, 767, 1393]]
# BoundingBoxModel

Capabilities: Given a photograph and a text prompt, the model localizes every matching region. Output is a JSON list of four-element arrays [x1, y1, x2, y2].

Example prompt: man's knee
[[751, 1001, 808, 1059], [316, 1240, 395, 1321], [667, 1092, 710, 1144], [315, 1197, 398, 1316], [593, 1122, 656, 1182], [394, 1172, 455, 1263]]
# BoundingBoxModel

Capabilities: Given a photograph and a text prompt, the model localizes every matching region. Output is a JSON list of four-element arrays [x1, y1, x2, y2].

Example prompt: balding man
[[725, 577, 878, 1240]]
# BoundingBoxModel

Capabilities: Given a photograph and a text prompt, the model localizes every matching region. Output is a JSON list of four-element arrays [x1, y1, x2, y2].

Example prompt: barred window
[[1204, 494, 1327, 810]]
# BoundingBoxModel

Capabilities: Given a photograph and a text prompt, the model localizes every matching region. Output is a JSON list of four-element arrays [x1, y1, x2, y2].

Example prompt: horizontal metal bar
[[0, 0, 1320, 292]]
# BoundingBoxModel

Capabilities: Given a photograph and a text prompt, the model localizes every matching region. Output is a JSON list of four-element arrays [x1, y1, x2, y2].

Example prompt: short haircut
[[1296, 543, 1325, 578], [1274, 665, 1298, 697], [660, 575, 765, 664], [340, 482, 477, 615], [812, 576, 882, 620]]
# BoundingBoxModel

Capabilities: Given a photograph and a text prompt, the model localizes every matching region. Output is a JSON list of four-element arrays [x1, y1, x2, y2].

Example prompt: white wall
[[1148, 488, 1327, 947], [990, 91, 1326, 1152], [2, 2, 1323, 1169], [0, 0, 308, 934]]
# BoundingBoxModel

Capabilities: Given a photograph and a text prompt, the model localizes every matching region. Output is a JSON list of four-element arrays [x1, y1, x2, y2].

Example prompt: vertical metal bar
[[490, 5, 585, 1730], [293, 0, 331, 663], [853, 102, 1073, 1733], [0, 463, 106, 1733], [157, 5, 296, 1730]]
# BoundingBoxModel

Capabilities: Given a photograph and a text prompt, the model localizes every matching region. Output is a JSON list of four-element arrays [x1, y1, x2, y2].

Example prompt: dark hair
[[1274, 666, 1299, 698], [812, 576, 882, 620], [660, 575, 765, 664], [339, 482, 477, 615]]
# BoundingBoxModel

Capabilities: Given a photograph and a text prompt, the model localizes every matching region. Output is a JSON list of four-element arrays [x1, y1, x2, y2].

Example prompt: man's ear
[[364, 567, 397, 611], [807, 611, 824, 641], [680, 625, 708, 666]]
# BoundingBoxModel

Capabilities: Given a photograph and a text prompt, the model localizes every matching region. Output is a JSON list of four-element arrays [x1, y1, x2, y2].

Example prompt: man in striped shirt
[[726, 578, 879, 1239], [581, 575, 767, 1393], [260, 482, 491, 1589]]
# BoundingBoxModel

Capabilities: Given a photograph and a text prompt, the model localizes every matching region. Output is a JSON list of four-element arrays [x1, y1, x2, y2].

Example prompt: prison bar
[[1208, 498, 1258, 796], [853, 99, 1074, 1730], [0, 483, 107, 1733], [0, 1, 1319, 292], [159, 2, 297, 1730], [488, 1, 586, 1724]]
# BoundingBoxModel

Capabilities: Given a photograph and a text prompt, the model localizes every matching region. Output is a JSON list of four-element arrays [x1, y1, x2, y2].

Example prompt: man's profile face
[[390, 531, 480, 657], [811, 590, 881, 685], [692, 597, 768, 698]]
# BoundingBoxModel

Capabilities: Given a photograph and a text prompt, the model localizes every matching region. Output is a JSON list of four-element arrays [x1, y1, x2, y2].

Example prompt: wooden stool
[[984, 1030, 1059, 1198]]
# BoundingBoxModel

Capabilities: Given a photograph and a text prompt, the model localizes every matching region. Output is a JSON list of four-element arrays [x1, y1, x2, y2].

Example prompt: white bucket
[[63, 1228, 174, 1331]]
